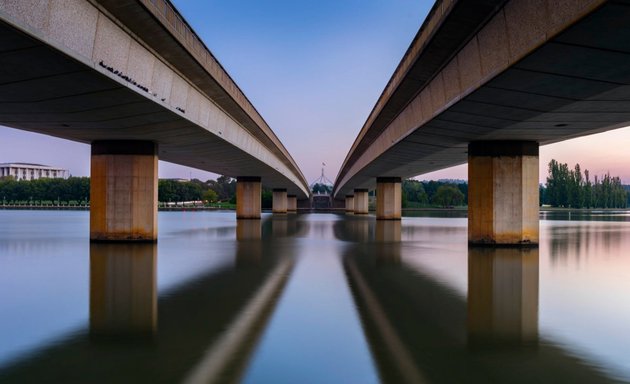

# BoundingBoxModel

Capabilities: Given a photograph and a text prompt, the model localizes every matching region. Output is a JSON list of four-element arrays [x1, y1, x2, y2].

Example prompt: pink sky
[[2, 1, 630, 186]]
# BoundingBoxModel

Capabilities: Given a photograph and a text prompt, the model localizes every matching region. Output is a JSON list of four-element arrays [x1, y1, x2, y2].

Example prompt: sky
[[2, 1, 630, 184]]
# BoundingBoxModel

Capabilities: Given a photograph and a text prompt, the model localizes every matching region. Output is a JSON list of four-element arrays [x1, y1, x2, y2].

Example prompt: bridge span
[[334, 0, 630, 244], [0, 0, 309, 241]]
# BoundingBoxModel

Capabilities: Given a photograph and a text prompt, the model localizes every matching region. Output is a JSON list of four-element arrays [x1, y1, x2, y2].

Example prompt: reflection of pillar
[[468, 141, 539, 245], [272, 189, 288, 214], [376, 177, 401, 220], [90, 243, 157, 338], [287, 195, 297, 213], [347, 217, 370, 242], [236, 177, 261, 219], [345, 195, 355, 213], [376, 220, 401, 242], [271, 215, 289, 238], [375, 220, 401, 263], [354, 189, 369, 214], [468, 247, 539, 346], [237, 219, 262, 240], [90, 141, 158, 242], [236, 220, 262, 266]]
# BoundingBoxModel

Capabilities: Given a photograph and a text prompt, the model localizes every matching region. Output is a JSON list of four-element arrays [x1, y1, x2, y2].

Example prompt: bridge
[[333, 0, 630, 244], [0, 0, 309, 241]]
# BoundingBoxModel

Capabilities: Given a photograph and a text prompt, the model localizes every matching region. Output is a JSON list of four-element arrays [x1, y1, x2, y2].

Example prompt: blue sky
[[2, 1, 630, 183]]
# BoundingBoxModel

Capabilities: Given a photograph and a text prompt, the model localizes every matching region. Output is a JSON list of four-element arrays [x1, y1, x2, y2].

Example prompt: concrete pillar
[[376, 177, 402, 220], [90, 141, 158, 242], [468, 247, 539, 347], [468, 141, 539, 245], [236, 177, 261, 219], [90, 243, 157, 338], [287, 195, 297, 213], [354, 189, 369, 214], [345, 195, 355, 213], [272, 188, 288, 214]]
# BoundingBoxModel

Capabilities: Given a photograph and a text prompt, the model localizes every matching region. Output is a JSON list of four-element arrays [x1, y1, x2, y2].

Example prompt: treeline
[[0, 177, 89, 203], [0, 175, 279, 207], [541, 160, 628, 208], [402, 179, 467, 208]]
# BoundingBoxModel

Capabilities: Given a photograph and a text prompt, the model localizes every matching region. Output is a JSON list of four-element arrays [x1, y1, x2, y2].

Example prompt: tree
[[202, 189, 218, 203], [431, 185, 464, 207]]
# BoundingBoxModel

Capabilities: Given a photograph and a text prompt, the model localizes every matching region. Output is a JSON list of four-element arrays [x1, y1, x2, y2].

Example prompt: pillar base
[[376, 177, 401, 220], [90, 141, 158, 242], [468, 141, 539, 245], [353, 189, 369, 214], [237, 177, 262, 219]]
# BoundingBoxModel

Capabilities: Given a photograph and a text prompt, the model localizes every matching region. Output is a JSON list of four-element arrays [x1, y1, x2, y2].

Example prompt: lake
[[1, 210, 629, 383]]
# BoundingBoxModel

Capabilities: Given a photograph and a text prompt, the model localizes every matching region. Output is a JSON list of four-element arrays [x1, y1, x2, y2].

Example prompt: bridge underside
[[335, 1, 630, 197], [0, 19, 307, 198]]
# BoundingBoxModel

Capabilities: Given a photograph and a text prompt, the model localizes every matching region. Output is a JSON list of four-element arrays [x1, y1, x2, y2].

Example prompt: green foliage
[[401, 179, 467, 208], [543, 160, 627, 208], [158, 179, 203, 202], [261, 189, 272, 209], [202, 189, 218, 203], [0, 177, 89, 203], [431, 185, 465, 207], [311, 183, 332, 194]]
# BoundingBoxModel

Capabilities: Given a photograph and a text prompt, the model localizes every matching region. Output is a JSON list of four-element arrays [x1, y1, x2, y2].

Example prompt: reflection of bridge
[[334, 0, 630, 245], [335, 218, 615, 384], [0, 219, 296, 383], [0, 0, 308, 241]]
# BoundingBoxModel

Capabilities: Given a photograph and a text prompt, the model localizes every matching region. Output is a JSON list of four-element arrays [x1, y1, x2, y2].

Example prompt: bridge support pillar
[[237, 177, 261, 219], [287, 195, 297, 213], [354, 189, 369, 214], [468, 141, 539, 245], [345, 195, 355, 213], [90, 141, 158, 242], [272, 189, 288, 214], [376, 177, 401, 220]]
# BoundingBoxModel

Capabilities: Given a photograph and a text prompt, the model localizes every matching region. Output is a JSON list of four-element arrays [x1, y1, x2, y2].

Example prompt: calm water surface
[[1, 210, 630, 383]]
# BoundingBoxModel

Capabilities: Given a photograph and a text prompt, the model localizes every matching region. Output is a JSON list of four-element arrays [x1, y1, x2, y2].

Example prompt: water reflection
[[344, 228, 613, 383], [467, 247, 539, 348], [90, 243, 157, 340], [0, 217, 294, 383]]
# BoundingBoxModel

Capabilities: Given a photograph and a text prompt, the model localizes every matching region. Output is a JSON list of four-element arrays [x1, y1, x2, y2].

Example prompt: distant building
[[0, 163, 69, 181]]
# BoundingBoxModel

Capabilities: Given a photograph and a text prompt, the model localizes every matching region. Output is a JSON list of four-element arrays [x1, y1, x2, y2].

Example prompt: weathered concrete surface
[[90, 242, 157, 338], [0, 0, 309, 198], [376, 177, 401, 220], [287, 195, 297, 212], [272, 189, 288, 214], [236, 177, 261, 220], [468, 247, 539, 346], [345, 195, 355, 213], [90, 141, 158, 242], [354, 189, 369, 215], [468, 141, 539, 245], [334, 0, 630, 198]]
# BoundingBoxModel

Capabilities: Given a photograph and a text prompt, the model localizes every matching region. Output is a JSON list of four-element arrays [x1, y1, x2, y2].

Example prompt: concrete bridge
[[334, 0, 630, 244], [0, 0, 308, 241]]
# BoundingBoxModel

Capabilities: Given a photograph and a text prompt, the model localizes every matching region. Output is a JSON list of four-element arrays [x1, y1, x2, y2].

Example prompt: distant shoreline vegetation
[[1, 160, 628, 209], [541, 160, 628, 209]]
